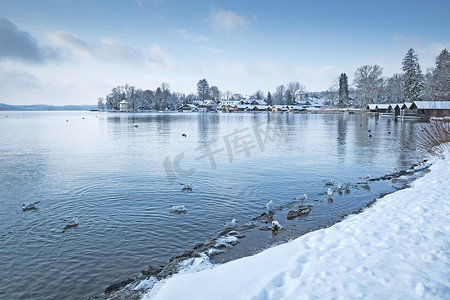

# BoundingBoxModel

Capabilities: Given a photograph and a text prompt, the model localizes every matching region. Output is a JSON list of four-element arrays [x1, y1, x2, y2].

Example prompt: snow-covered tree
[[286, 81, 305, 105], [338, 73, 349, 106], [430, 49, 450, 100], [266, 91, 273, 106], [273, 85, 286, 104], [197, 79, 210, 101], [253, 90, 264, 100], [353, 65, 384, 106], [210, 86, 221, 103], [385, 74, 405, 103], [97, 97, 105, 110], [402, 48, 423, 101]]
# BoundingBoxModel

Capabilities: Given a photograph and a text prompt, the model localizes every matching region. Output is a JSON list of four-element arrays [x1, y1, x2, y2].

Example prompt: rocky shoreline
[[88, 161, 430, 300]]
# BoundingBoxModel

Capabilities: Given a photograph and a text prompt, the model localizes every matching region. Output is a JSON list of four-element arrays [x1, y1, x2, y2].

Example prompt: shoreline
[[87, 160, 432, 300]]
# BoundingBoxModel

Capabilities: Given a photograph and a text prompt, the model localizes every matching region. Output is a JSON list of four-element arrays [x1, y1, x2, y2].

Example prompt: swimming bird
[[327, 188, 333, 197], [225, 218, 236, 229], [134, 123, 138, 127], [180, 183, 193, 191], [63, 217, 79, 228], [337, 183, 343, 190], [21, 201, 40, 211], [344, 182, 351, 190], [324, 180, 334, 186], [266, 200, 274, 211], [360, 174, 371, 183], [171, 205, 186, 213], [270, 220, 282, 232]]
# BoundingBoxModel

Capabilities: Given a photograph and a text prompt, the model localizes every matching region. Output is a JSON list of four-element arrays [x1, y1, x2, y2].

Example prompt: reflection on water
[[0, 111, 426, 299]]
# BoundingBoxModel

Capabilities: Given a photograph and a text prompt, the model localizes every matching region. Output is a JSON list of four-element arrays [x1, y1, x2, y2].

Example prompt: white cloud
[[209, 8, 248, 34], [47, 31, 144, 64], [144, 44, 175, 68], [176, 29, 209, 42]]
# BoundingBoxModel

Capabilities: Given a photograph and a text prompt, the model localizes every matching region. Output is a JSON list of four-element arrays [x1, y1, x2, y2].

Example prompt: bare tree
[[353, 65, 384, 106], [274, 85, 286, 105], [286, 81, 305, 105]]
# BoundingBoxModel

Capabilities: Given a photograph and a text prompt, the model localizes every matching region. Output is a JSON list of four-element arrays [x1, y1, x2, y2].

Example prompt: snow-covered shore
[[142, 151, 450, 300]]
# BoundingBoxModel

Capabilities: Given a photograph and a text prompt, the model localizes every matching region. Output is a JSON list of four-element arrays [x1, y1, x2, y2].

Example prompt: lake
[[0, 111, 426, 299]]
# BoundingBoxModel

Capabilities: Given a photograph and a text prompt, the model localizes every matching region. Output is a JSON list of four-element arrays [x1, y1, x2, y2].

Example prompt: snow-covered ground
[[142, 150, 450, 300]]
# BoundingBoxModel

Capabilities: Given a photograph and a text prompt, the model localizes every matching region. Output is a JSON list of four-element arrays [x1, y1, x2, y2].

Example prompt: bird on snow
[[63, 217, 79, 228], [182, 133, 187, 137], [134, 123, 138, 127], [266, 200, 274, 212], [225, 218, 236, 229], [21, 201, 40, 211], [327, 188, 333, 197], [171, 205, 187, 213], [180, 183, 193, 191], [270, 220, 282, 232]]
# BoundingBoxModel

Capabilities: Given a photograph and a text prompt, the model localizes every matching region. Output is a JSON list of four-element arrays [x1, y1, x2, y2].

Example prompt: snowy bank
[[142, 151, 450, 300]]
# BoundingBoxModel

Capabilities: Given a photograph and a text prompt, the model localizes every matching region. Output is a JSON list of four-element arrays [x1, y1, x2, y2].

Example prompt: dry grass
[[416, 111, 450, 155]]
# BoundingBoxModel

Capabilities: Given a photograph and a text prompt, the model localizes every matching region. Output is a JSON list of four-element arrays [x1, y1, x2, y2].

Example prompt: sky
[[1, 0, 449, 105]]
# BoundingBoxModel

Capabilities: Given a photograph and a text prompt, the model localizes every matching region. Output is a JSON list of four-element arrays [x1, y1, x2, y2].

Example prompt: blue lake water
[[0, 111, 425, 299]]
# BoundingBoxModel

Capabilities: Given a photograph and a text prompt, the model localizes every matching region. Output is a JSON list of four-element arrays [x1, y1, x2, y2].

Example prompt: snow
[[142, 150, 450, 300]]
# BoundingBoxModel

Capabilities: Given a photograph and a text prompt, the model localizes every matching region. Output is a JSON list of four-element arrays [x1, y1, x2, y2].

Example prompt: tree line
[[98, 48, 450, 110]]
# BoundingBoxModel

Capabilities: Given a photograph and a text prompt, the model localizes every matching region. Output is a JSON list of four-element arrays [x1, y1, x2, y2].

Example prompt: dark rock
[[141, 265, 163, 276], [105, 278, 135, 294]]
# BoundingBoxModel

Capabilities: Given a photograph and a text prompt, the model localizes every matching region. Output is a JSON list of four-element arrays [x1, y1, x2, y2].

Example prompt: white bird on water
[[296, 194, 307, 206], [63, 217, 79, 228], [180, 183, 193, 191], [360, 174, 371, 183], [327, 188, 333, 197], [337, 183, 343, 190], [270, 220, 282, 231], [225, 218, 236, 229], [266, 200, 274, 211], [171, 205, 187, 213], [21, 201, 40, 211]]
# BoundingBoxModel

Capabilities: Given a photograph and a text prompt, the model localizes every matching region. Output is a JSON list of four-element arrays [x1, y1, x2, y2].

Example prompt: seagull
[[171, 205, 186, 213], [225, 218, 236, 229], [21, 201, 40, 211], [266, 200, 274, 211], [270, 220, 282, 232], [296, 194, 307, 206], [180, 183, 193, 191], [324, 180, 334, 186], [327, 188, 333, 197], [134, 123, 138, 127], [337, 183, 343, 190], [63, 217, 79, 228], [344, 182, 351, 190], [360, 174, 371, 183]]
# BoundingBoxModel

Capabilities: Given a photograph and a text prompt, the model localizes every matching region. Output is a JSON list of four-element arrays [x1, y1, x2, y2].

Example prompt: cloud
[[176, 29, 209, 42], [145, 44, 175, 68], [0, 17, 59, 63], [209, 8, 248, 34], [48, 30, 144, 64]]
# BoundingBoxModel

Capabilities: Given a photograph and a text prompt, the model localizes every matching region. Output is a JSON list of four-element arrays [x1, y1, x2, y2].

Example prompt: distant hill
[[0, 103, 98, 111]]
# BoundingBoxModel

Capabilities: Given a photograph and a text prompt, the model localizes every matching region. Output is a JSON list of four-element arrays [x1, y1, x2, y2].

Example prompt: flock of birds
[[21, 201, 79, 231], [171, 173, 374, 235]]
